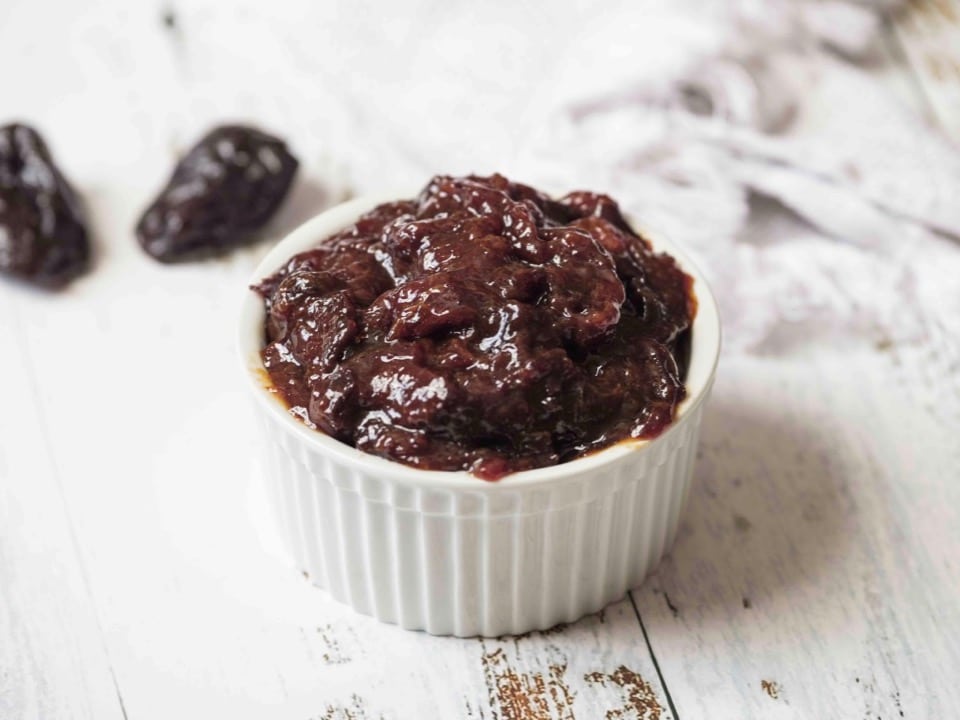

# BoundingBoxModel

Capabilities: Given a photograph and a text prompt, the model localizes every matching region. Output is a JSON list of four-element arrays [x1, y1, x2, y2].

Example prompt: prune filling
[[255, 174, 695, 480]]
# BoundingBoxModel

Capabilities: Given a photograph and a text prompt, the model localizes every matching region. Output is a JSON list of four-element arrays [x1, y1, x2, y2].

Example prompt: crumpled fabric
[[508, 0, 960, 354]]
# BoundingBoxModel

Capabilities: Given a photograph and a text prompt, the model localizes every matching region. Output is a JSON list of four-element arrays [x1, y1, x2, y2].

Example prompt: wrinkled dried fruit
[[136, 125, 298, 262], [0, 123, 90, 287]]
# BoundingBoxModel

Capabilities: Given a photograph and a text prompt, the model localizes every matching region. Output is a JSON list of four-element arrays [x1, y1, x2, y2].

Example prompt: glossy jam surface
[[255, 175, 695, 480]]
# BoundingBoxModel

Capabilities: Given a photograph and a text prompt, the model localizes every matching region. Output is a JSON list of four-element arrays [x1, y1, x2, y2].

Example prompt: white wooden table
[[2, 2, 959, 718]]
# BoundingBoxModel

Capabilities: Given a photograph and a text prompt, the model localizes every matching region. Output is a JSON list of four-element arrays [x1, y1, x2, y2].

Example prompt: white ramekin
[[239, 194, 721, 637]]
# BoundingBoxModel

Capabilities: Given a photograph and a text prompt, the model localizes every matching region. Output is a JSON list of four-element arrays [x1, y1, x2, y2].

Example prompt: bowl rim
[[238, 191, 721, 490]]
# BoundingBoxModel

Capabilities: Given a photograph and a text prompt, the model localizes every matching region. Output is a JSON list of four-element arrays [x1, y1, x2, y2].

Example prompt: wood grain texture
[[0, 292, 127, 720], [634, 349, 960, 718]]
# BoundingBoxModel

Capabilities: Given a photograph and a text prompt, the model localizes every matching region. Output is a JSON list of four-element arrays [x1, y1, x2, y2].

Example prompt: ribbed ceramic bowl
[[239, 193, 721, 637]]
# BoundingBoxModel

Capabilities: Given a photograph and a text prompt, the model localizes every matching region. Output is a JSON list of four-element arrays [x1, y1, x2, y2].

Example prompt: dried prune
[[136, 125, 298, 262], [0, 123, 90, 287]]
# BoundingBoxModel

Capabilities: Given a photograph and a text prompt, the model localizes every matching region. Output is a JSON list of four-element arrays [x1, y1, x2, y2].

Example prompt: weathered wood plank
[[634, 346, 960, 719], [892, 0, 960, 140], [0, 288, 127, 720]]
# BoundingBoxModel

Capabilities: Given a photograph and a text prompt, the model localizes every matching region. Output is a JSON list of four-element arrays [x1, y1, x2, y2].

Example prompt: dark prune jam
[[0, 123, 90, 287], [137, 125, 298, 262], [254, 174, 695, 480]]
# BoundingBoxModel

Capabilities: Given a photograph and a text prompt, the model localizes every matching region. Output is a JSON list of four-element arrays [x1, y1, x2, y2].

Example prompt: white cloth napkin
[[510, 0, 960, 354]]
